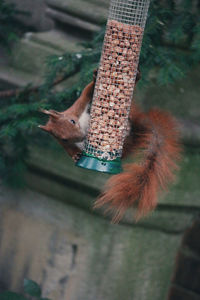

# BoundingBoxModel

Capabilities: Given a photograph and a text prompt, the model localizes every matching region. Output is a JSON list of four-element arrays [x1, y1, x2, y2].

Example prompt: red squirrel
[[39, 70, 181, 222]]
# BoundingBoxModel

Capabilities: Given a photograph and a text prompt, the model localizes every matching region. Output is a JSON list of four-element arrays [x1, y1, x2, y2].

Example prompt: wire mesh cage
[[76, 0, 151, 174]]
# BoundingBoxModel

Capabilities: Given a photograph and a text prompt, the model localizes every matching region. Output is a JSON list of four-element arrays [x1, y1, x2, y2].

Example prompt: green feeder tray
[[76, 154, 122, 174]]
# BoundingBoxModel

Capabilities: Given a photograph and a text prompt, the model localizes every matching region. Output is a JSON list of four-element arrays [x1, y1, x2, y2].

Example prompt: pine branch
[[0, 67, 79, 100], [1, 0, 200, 187]]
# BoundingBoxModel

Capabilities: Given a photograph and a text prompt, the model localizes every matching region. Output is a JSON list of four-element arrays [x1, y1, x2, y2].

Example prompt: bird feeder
[[76, 0, 150, 174]]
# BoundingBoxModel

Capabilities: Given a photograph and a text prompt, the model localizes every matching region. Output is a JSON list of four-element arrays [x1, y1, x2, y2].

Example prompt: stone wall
[[0, 186, 195, 300], [0, 144, 200, 299], [168, 217, 200, 300], [6, 0, 54, 31], [0, 1, 200, 300]]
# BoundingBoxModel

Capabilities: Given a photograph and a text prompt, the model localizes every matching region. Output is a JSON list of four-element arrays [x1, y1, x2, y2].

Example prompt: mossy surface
[[27, 145, 200, 209], [0, 187, 183, 300], [137, 65, 200, 121]]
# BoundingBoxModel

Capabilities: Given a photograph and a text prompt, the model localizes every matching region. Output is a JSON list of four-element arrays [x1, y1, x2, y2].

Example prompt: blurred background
[[0, 0, 200, 299]]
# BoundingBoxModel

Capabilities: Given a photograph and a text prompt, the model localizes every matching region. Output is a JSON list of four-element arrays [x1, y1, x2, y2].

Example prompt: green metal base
[[76, 154, 122, 174]]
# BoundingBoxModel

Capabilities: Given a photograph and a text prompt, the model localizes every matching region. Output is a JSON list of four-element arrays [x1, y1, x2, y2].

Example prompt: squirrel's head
[[39, 109, 84, 143]]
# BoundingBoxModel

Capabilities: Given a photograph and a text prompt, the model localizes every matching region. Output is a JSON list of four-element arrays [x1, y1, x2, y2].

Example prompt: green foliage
[[69, 0, 200, 87], [138, 0, 200, 85], [0, 0, 200, 186], [23, 279, 41, 298], [0, 0, 27, 48], [0, 279, 51, 300], [0, 292, 27, 300]]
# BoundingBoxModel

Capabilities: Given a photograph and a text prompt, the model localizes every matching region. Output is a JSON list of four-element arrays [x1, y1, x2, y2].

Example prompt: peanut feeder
[[76, 0, 151, 174]]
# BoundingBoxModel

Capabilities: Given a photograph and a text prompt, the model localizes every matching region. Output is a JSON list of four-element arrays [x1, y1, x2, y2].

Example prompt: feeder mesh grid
[[84, 0, 150, 161]]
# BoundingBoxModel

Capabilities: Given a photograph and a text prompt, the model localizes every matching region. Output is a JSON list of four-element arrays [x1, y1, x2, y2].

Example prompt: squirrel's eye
[[70, 119, 76, 125]]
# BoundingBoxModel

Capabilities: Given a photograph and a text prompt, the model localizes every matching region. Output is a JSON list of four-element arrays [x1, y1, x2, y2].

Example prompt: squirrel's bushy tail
[[94, 107, 182, 222]]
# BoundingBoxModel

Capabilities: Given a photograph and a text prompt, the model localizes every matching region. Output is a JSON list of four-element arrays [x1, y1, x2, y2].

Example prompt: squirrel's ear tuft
[[40, 109, 61, 119]]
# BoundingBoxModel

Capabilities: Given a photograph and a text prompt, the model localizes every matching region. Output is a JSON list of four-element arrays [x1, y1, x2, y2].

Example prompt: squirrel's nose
[[38, 124, 50, 132]]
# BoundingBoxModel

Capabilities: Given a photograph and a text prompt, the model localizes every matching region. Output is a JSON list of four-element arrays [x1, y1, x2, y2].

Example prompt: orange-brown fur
[[39, 80, 95, 159], [95, 105, 181, 222], [39, 71, 182, 222]]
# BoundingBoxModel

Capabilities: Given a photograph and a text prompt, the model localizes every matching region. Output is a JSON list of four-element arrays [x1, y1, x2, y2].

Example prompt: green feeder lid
[[76, 154, 122, 174]]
